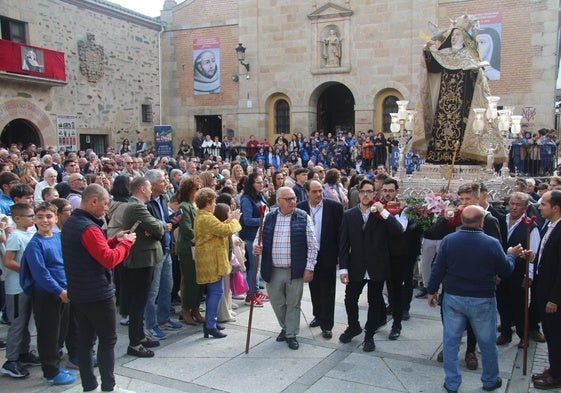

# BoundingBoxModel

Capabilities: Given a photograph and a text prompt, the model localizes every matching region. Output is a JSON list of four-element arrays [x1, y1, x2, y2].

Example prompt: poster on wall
[[473, 10, 502, 81], [193, 37, 220, 95], [21, 46, 45, 73], [56, 115, 77, 152], [154, 125, 173, 157]]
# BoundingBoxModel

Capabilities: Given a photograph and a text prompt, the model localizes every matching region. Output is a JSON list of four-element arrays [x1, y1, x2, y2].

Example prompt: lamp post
[[390, 100, 416, 177], [472, 96, 520, 178]]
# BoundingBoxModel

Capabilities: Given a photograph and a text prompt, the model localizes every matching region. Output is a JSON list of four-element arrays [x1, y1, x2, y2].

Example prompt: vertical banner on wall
[[193, 37, 220, 95], [154, 125, 173, 157], [56, 115, 78, 152], [473, 10, 502, 81]]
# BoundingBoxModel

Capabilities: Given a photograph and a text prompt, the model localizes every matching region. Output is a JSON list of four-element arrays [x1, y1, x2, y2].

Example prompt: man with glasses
[[338, 179, 403, 352], [253, 187, 318, 350], [67, 173, 87, 210], [122, 158, 140, 178]]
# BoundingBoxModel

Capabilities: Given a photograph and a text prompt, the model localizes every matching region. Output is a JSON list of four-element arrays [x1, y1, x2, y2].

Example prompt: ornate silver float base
[[398, 164, 516, 203]]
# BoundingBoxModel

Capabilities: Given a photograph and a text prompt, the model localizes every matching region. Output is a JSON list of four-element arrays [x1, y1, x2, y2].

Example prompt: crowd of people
[[0, 137, 560, 392]]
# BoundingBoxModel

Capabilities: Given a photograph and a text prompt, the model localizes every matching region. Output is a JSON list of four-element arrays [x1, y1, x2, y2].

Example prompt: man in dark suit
[[338, 179, 403, 352], [532, 190, 561, 389], [297, 180, 343, 339]]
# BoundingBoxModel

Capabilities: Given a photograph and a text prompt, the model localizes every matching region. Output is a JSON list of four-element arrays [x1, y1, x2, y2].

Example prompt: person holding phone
[[62, 184, 136, 392], [121, 177, 165, 358]]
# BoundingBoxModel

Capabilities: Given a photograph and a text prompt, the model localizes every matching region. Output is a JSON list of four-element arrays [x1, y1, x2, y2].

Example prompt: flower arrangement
[[404, 191, 458, 231]]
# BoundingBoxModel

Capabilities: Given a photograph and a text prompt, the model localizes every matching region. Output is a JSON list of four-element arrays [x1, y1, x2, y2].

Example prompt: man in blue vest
[[62, 184, 136, 392], [253, 186, 318, 350]]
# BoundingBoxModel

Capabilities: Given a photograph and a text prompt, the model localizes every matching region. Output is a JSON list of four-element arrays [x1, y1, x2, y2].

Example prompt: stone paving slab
[[1, 280, 558, 392]]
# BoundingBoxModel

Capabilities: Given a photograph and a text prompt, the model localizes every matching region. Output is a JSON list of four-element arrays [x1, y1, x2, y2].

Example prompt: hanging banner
[[193, 37, 220, 95], [56, 115, 77, 152], [154, 125, 173, 157], [473, 10, 502, 81]]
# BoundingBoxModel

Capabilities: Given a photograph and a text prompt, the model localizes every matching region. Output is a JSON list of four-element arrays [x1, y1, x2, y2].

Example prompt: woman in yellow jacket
[[194, 187, 242, 338]]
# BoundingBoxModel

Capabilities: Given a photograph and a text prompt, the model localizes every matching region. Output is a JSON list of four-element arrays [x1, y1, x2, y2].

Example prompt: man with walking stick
[[253, 187, 318, 350]]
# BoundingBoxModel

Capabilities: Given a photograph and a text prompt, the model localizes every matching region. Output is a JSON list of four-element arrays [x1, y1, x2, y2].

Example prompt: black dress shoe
[[389, 326, 401, 340], [140, 336, 160, 348], [443, 383, 457, 393], [402, 310, 410, 321], [127, 345, 154, 358], [363, 337, 375, 352], [203, 327, 227, 338], [533, 375, 561, 389], [321, 330, 332, 339], [276, 329, 286, 342], [309, 318, 320, 328], [339, 326, 363, 343], [482, 377, 502, 391], [286, 337, 299, 350]]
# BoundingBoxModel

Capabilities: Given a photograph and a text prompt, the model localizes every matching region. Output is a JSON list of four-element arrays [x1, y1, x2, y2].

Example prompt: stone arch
[[0, 99, 54, 148], [374, 88, 405, 133], [309, 81, 355, 134]]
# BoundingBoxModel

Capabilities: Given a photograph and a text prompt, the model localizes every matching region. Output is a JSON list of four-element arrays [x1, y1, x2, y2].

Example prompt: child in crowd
[[1, 204, 39, 379], [20, 202, 76, 386], [41, 187, 60, 203]]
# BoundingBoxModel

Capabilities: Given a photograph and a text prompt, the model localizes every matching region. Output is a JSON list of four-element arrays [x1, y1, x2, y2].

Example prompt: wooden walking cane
[[245, 204, 267, 354], [445, 141, 460, 194], [521, 215, 536, 376]]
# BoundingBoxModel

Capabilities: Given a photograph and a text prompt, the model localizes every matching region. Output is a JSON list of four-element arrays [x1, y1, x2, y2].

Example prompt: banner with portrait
[[193, 37, 220, 95], [154, 125, 173, 157], [56, 115, 78, 152], [473, 10, 502, 81]]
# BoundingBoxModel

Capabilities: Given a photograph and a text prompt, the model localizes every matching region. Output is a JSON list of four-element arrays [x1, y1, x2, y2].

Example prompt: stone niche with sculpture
[[398, 13, 519, 202], [308, 2, 352, 74]]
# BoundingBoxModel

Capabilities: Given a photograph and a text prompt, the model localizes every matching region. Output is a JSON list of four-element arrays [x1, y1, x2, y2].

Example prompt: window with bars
[[382, 96, 398, 133], [275, 99, 290, 134], [141, 104, 153, 123]]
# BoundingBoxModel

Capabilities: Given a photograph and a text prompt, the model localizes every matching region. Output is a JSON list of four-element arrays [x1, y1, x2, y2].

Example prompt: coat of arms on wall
[[78, 34, 105, 83]]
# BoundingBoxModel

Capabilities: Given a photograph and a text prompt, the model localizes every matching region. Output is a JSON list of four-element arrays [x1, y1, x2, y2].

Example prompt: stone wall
[[0, 0, 161, 152]]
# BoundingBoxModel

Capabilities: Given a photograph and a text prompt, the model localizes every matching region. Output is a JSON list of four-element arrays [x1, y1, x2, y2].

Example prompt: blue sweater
[[427, 226, 514, 298], [20, 233, 66, 296]]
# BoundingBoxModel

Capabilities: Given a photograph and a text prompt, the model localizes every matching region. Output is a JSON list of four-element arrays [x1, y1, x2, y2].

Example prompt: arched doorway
[[316, 83, 355, 135], [1, 118, 42, 148]]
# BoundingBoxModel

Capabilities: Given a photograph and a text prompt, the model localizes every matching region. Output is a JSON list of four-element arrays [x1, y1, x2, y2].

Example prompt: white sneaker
[[119, 316, 129, 326]]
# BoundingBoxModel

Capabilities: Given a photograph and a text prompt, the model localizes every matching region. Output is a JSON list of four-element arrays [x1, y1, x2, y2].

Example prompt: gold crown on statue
[[451, 13, 480, 35]]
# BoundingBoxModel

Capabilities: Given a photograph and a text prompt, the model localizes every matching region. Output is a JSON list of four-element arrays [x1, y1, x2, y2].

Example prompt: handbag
[[230, 270, 249, 296]]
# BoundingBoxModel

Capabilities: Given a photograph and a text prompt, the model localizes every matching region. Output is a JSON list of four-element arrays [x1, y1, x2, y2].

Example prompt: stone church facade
[[0, 0, 558, 155], [160, 0, 559, 150], [0, 0, 161, 153]]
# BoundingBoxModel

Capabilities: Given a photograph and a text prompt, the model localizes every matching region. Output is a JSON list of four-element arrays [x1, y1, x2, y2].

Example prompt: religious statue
[[323, 29, 342, 67], [411, 14, 506, 165]]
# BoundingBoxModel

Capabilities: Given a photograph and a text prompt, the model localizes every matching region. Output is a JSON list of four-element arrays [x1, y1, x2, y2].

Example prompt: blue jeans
[[442, 294, 499, 391], [244, 243, 260, 297], [205, 279, 224, 329], [144, 252, 173, 329]]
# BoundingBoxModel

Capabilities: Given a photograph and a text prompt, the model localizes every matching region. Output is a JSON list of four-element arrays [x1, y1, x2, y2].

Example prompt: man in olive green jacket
[[121, 176, 165, 358]]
